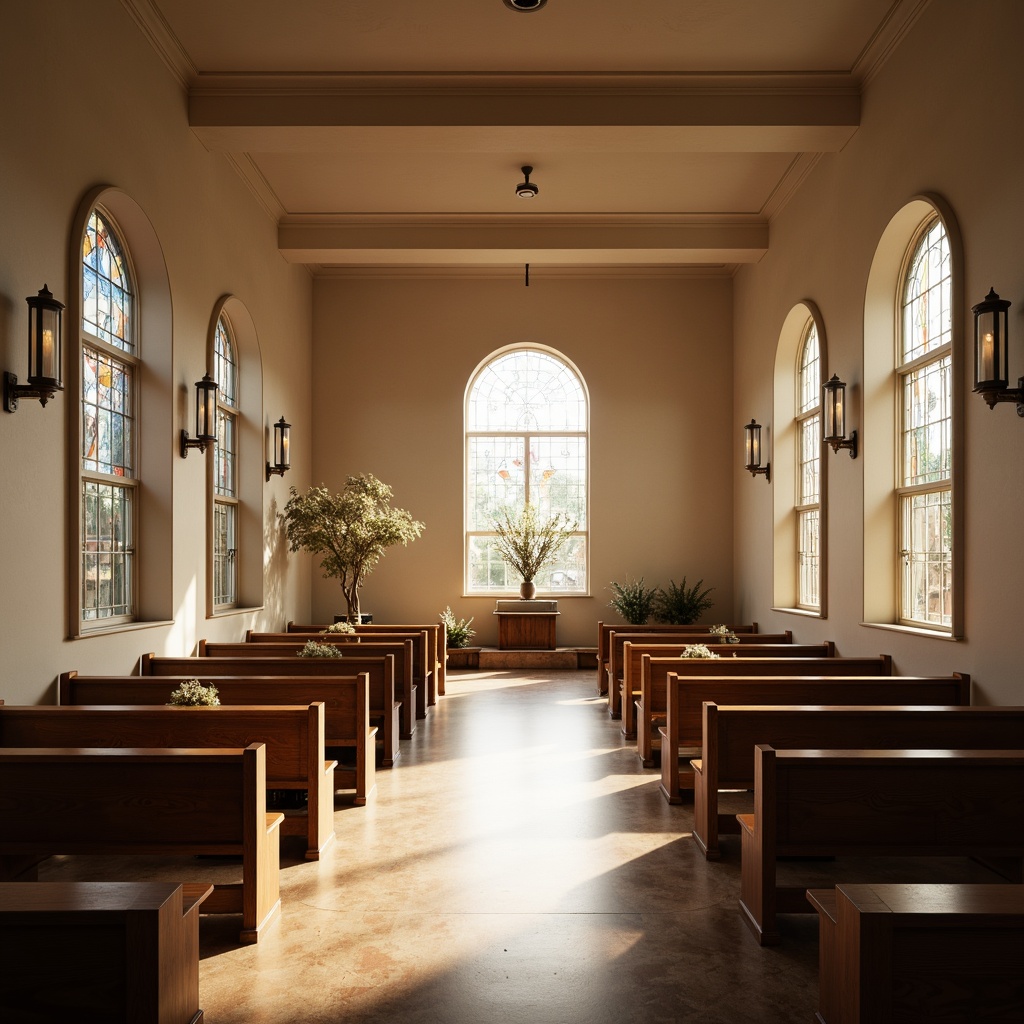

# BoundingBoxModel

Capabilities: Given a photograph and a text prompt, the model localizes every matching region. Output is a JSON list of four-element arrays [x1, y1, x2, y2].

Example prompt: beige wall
[[0, 0, 313, 703], [311, 273, 735, 647], [733, 0, 1024, 705]]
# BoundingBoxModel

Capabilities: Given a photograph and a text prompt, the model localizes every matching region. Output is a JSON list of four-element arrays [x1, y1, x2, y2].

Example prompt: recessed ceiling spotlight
[[503, 0, 548, 11], [516, 166, 539, 199]]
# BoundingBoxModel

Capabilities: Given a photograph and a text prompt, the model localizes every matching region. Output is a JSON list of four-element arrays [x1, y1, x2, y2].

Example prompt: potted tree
[[492, 504, 577, 599], [282, 474, 425, 623]]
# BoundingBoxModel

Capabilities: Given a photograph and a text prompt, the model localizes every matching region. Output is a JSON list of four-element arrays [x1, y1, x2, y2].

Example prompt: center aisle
[[199, 669, 820, 1023]]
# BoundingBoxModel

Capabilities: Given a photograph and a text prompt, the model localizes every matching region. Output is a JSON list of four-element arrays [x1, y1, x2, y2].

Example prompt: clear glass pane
[[797, 323, 820, 415], [467, 533, 587, 595], [901, 355, 952, 487], [901, 489, 952, 627], [82, 481, 133, 620], [466, 436, 526, 531], [901, 219, 951, 364], [82, 210, 134, 352], [214, 316, 238, 408], [797, 509, 820, 609], [213, 501, 237, 606], [798, 417, 820, 506], [215, 408, 236, 498]]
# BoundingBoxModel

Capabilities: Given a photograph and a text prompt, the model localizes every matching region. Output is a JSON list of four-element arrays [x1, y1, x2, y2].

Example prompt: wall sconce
[[266, 416, 291, 480], [4, 285, 64, 413], [180, 373, 218, 458], [973, 287, 1023, 416], [822, 374, 858, 458], [743, 419, 771, 482]]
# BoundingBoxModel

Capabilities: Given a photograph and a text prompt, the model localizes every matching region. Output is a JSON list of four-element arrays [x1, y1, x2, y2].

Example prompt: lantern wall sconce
[[822, 373, 858, 458], [266, 416, 291, 481], [180, 373, 218, 458], [4, 285, 64, 413], [973, 287, 1023, 417], [743, 419, 771, 482]]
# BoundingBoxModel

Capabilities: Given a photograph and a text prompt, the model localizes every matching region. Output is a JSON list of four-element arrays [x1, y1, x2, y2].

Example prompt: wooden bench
[[137, 655, 402, 765], [280, 621, 446, 700], [635, 653, 892, 766], [199, 639, 418, 740], [0, 701, 350, 858], [738, 745, 1024, 945], [61, 669, 386, 785], [619, 639, 829, 737], [0, 880, 213, 1023], [692, 697, 1024, 858], [807, 882, 1024, 1024], [596, 621, 758, 695], [0, 744, 283, 944]]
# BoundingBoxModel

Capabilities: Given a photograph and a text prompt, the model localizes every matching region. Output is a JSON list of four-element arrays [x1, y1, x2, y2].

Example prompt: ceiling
[[129, 0, 929, 273]]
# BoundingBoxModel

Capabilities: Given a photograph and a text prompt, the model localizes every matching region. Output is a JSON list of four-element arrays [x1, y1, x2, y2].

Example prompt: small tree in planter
[[282, 475, 425, 624], [492, 504, 577, 598]]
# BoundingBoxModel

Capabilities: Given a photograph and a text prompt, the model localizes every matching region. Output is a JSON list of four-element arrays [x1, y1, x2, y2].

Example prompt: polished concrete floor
[[39, 669, 1002, 1022]]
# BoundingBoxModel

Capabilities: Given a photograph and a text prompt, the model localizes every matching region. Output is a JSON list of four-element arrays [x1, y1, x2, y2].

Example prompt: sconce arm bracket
[[180, 430, 209, 459], [978, 379, 1024, 417], [4, 372, 62, 413]]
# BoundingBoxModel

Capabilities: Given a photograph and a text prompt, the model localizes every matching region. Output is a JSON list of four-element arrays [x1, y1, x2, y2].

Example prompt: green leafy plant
[[491, 504, 578, 585], [654, 577, 715, 625], [608, 577, 659, 625], [440, 606, 476, 649], [321, 621, 356, 634], [167, 679, 220, 706], [297, 640, 343, 658], [282, 475, 425, 623], [678, 644, 719, 659]]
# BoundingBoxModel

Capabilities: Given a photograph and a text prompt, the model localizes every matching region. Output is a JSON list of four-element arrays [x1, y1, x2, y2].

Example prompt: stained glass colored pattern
[[465, 347, 588, 594], [82, 481, 133, 620], [82, 210, 133, 352], [82, 346, 133, 476]]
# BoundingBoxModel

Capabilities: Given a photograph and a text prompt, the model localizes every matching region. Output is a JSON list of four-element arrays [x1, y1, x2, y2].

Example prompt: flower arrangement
[[167, 679, 220, 706], [709, 623, 740, 643], [298, 640, 343, 658], [440, 606, 476, 649], [678, 644, 720, 659], [321, 621, 356, 634], [492, 504, 578, 586]]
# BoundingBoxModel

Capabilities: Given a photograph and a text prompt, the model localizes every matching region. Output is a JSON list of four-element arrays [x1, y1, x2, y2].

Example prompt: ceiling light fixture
[[503, 0, 548, 11], [516, 166, 539, 199]]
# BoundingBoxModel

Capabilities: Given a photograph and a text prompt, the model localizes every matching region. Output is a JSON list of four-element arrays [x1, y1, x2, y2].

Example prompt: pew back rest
[[0, 703, 334, 786], [598, 621, 758, 663]]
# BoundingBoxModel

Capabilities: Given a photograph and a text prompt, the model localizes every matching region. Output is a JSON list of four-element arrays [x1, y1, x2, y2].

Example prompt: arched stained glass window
[[465, 346, 588, 594], [213, 315, 238, 608]]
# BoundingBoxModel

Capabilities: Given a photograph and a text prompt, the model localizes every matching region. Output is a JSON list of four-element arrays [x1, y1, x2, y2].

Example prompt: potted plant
[[440, 605, 480, 669], [282, 474, 425, 623], [608, 577, 659, 624], [166, 679, 220, 706], [492, 504, 577, 599], [653, 577, 715, 625]]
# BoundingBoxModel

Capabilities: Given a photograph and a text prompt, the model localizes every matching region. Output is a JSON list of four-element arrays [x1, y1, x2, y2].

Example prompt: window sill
[[771, 606, 825, 619], [861, 621, 962, 641], [463, 592, 591, 600], [71, 618, 175, 640], [207, 605, 264, 620]]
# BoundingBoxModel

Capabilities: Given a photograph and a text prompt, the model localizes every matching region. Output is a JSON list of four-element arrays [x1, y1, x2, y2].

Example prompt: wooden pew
[[281, 620, 447, 699], [597, 621, 759, 698], [0, 701, 350, 858], [137, 654, 402, 763], [61, 669, 388, 782], [198, 640, 418, 740], [635, 653, 892, 766], [692, 698, 1024, 859], [807, 882, 1024, 1024], [738, 745, 1024, 945], [0, 744, 284, 944], [606, 629, 791, 718], [0, 880, 212, 1024], [619, 639, 828, 736]]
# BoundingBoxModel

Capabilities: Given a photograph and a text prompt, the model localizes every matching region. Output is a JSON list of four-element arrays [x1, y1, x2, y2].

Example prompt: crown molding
[[120, 0, 195, 89]]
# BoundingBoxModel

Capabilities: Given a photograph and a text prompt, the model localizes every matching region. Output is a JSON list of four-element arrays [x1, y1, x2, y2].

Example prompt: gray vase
[[519, 580, 536, 600]]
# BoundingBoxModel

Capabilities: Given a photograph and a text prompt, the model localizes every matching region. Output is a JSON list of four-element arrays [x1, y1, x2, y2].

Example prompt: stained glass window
[[898, 218, 952, 629], [465, 347, 588, 594], [81, 208, 137, 625]]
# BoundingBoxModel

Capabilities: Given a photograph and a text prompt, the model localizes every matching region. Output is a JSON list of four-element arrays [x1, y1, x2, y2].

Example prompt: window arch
[[68, 186, 173, 635], [205, 295, 264, 616], [465, 345, 589, 595], [772, 301, 828, 616], [863, 195, 963, 637]]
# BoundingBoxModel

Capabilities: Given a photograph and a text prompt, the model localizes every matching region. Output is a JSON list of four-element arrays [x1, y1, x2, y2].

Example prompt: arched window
[[212, 315, 238, 608], [898, 217, 953, 628], [796, 321, 821, 610], [80, 209, 137, 624], [772, 301, 827, 616], [465, 346, 588, 594]]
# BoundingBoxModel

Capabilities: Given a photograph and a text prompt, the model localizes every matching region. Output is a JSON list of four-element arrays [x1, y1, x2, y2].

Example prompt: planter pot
[[446, 646, 481, 670], [519, 580, 537, 600]]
